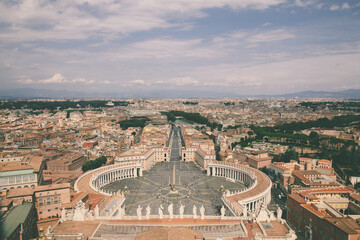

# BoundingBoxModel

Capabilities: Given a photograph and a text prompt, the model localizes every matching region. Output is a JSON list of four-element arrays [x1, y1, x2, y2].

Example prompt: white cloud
[[294, 0, 316, 7], [246, 29, 295, 43], [0, 0, 287, 42], [315, 3, 323, 9], [118, 38, 221, 59], [72, 78, 95, 84], [16, 79, 34, 84], [341, 3, 350, 10], [34, 74, 95, 84], [170, 77, 199, 86], [130, 79, 148, 85], [330, 3, 350, 11], [220, 28, 295, 47], [38, 73, 66, 83], [156, 77, 199, 86], [188, 53, 360, 93], [330, 4, 340, 11]]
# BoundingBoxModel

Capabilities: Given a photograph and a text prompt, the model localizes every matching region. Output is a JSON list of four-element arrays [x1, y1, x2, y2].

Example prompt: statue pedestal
[[169, 189, 178, 194]]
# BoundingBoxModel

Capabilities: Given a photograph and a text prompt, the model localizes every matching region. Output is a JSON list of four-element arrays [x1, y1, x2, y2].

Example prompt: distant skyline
[[0, 0, 360, 96]]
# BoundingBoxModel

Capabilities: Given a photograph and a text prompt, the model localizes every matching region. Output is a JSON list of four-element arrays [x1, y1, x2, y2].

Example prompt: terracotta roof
[[6, 183, 70, 198], [247, 155, 272, 162], [287, 194, 306, 204], [299, 187, 353, 198], [325, 217, 360, 235], [52, 220, 101, 238], [136, 227, 203, 240], [302, 204, 331, 218], [297, 170, 321, 176], [28, 156, 44, 172], [292, 171, 310, 184], [0, 162, 32, 172], [261, 221, 290, 236], [226, 166, 271, 202], [350, 194, 360, 203], [0, 198, 13, 207]]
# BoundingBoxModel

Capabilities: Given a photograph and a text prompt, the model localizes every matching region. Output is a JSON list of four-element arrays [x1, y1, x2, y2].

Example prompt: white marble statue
[[243, 205, 248, 218], [276, 207, 283, 220], [61, 208, 66, 221], [137, 205, 143, 220], [73, 201, 86, 221], [220, 206, 226, 219], [159, 204, 164, 219], [146, 205, 151, 220], [94, 205, 99, 219], [118, 206, 125, 219], [179, 203, 185, 219], [257, 204, 270, 222], [168, 203, 174, 219], [200, 205, 205, 220], [192, 205, 197, 219]]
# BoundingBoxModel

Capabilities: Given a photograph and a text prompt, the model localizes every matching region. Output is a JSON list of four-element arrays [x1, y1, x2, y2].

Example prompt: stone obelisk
[[173, 165, 176, 185], [169, 164, 178, 194]]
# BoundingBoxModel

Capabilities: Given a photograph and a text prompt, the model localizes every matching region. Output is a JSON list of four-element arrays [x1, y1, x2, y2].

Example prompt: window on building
[[47, 198, 50, 203], [39, 199, 43, 204], [54, 196, 58, 202]]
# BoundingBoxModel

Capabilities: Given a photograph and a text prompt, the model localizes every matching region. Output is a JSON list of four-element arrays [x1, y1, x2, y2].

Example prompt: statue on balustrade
[[192, 205, 197, 218], [179, 203, 185, 219], [200, 205, 205, 219], [146, 205, 151, 219], [220, 206, 226, 219], [168, 203, 174, 219], [136, 205, 143, 220]]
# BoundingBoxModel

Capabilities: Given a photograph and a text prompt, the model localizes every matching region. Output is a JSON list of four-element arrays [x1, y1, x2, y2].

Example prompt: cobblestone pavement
[[103, 161, 246, 216]]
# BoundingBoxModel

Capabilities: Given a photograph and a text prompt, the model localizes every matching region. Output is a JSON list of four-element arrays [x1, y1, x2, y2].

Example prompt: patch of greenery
[[223, 102, 234, 106], [118, 116, 150, 129], [183, 101, 198, 105], [272, 149, 299, 163], [161, 111, 222, 131], [82, 156, 107, 172]]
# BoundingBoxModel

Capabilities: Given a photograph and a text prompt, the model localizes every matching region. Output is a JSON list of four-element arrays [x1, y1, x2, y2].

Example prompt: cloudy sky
[[0, 0, 360, 96]]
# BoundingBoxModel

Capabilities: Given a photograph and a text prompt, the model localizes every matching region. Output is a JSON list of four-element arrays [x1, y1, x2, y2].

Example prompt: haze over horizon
[[1, 0, 360, 96]]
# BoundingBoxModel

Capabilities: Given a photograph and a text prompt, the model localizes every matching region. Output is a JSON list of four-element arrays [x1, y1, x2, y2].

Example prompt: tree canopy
[[82, 156, 107, 172]]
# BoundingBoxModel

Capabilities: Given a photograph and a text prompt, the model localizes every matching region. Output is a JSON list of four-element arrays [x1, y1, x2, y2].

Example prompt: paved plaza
[[103, 161, 246, 216]]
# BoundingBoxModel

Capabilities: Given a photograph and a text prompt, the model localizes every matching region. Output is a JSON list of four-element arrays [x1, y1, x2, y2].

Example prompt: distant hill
[[0, 88, 359, 99], [271, 89, 360, 99]]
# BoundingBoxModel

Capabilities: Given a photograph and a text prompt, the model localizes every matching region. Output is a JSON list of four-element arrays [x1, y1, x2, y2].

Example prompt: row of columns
[[245, 192, 271, 212], [208, 165, 271, 214], [209, 166, 252, 186], [94, 167, 142, 188]]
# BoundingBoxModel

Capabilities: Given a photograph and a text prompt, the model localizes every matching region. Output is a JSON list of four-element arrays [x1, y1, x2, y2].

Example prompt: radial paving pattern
[[103, 161, 245, 216]]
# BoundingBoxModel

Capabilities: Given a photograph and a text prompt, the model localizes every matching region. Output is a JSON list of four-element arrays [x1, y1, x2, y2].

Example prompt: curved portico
[[75, 162, 142, 196], [206, 161, 272, 215]]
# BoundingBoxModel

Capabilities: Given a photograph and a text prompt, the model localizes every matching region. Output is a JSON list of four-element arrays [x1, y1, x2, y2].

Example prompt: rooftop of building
[[325, 217, 360, 235], [226, 165, 271, 202], [6, 183, 70, 198], [0, 202, 33, 238], [0, 161, 33, 175], [135, 227, 203, 240]]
